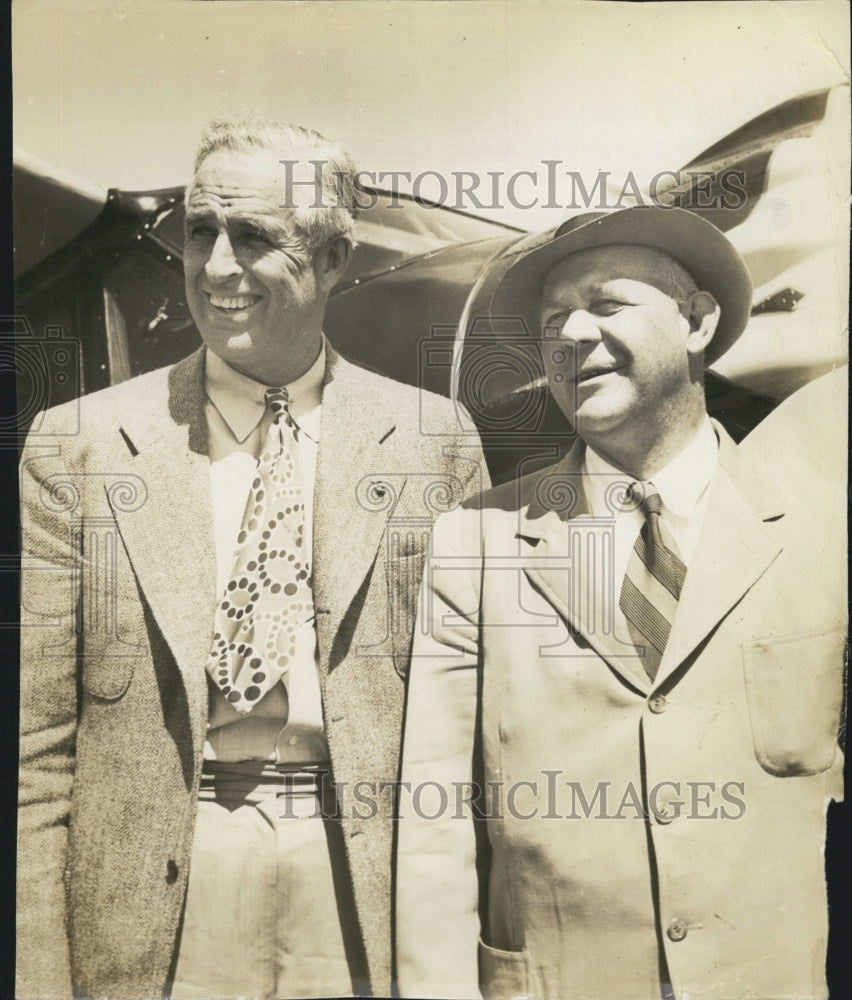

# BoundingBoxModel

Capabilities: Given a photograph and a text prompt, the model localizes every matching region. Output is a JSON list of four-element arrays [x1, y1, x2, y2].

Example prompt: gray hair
[[654, 251, 699, 306], [190, 113, 359, 250]]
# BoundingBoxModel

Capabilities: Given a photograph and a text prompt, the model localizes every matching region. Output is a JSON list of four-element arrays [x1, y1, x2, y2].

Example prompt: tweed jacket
[[17, 345, 488, 1000], [396, 420, 846, 1000]]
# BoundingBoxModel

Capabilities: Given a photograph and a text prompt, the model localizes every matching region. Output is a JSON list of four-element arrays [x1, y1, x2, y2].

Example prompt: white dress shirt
[[582, 417, 719, 594], [202, 343, 328, 764]]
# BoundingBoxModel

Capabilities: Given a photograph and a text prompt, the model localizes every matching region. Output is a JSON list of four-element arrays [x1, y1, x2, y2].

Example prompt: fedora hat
[[465, 206, 753, 365]]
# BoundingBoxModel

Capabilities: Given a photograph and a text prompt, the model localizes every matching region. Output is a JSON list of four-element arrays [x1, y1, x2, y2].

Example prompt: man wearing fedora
[[395, 206, 846, 999]]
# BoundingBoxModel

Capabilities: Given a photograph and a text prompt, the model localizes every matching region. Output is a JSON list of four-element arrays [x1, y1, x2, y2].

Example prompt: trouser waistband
[[199, 759, 330, 796]]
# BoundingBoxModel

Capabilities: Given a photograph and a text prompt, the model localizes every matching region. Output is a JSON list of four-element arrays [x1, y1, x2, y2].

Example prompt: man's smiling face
[[183, 148, 325, 379], [539, 245, 697, 439]]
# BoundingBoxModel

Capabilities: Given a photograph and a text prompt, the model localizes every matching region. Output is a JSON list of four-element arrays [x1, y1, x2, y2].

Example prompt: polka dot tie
[[205, 387, 313, 714]]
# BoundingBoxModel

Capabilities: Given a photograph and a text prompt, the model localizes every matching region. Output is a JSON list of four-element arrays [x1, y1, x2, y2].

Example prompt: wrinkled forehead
[[541, 244, 687, 299], [187, 146, 319, 211], [192, 148, 278, 192]]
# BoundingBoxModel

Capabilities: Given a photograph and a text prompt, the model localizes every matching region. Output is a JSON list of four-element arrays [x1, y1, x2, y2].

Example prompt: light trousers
[[170, 766, 362, 1000]]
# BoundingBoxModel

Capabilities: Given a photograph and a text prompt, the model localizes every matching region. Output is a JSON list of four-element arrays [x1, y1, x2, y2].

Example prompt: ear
[[312, 236, 352, 293], [683, 291, 720, 356]]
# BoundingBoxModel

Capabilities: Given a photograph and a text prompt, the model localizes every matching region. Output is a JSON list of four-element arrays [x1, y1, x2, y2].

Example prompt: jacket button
[[648, 694, 667, 714], [165, 860, 179, 885], [655, 801, 677, 824], [667, 919, 688, 942], [652, 802, 680, 824]]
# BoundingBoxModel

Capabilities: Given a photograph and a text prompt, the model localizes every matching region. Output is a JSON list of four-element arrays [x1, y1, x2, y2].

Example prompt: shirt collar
[[204, 340, 326, 445], [584, 416, 718, 518]]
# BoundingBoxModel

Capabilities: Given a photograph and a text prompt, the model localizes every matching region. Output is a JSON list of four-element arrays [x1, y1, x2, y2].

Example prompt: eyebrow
[[542, 278, 624, 300], [231, 213, 288, 234], [540, 282, 633, 314], [539, 303, 572, 324], [184, 209, 290, 239]]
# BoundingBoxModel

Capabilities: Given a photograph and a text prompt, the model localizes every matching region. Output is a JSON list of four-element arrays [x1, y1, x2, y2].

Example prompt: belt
[[199, 759, 330, 796]]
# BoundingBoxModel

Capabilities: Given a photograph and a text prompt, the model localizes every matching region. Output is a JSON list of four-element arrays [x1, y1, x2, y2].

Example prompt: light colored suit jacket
[[396, 421, 845, 1000], [17, 345, 488, 1000]]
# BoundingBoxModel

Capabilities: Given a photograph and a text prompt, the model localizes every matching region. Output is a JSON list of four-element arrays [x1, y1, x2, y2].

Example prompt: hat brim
[[480, 206, 753, 365]]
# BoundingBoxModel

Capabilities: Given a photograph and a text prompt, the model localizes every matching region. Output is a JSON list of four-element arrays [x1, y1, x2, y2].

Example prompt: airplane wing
[[13, 148, 107, 277]]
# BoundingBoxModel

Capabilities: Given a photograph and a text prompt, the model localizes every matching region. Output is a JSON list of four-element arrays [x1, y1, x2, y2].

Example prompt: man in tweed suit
[[17, 115, 487, 999]]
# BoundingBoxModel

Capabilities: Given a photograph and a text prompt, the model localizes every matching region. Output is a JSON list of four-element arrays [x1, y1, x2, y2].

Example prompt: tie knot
[[265, 387, 290, 421], [629, 481, 663, 518]]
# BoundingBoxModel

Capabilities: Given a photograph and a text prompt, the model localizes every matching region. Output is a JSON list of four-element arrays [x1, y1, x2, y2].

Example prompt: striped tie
[[618, 483, 686, 681]]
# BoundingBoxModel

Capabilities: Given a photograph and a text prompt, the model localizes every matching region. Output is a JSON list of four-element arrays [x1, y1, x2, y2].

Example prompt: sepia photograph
[[10, 1, 850, 998]]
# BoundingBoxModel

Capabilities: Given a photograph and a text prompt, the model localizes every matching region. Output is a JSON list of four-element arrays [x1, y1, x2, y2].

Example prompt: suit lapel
[[520, 446, 651, 692], [107, 348, 218, 741], [313, 348, 404, 675], [519, 425, 785, 692], [657, 427, 784, 685]]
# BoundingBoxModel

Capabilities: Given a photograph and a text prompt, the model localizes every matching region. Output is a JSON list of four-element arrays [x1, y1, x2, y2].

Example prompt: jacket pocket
[[387, 551, 427, 679], [479, 937, 530, 1000], [81, 654, 135, 700], [742, 624, 846, 776]]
